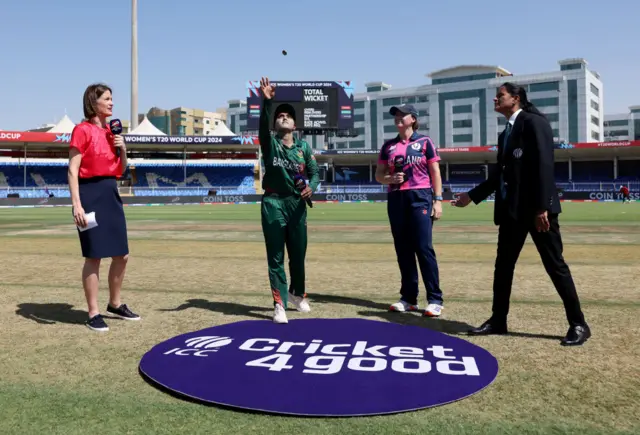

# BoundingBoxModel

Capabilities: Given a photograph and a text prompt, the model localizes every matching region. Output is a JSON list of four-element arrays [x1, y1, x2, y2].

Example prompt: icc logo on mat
[[139, 318, 500, 417], [162, 336, 233, 357]]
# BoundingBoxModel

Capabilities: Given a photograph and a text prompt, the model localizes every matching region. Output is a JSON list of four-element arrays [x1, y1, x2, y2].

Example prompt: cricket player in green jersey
[[258, 77, 320, 324]]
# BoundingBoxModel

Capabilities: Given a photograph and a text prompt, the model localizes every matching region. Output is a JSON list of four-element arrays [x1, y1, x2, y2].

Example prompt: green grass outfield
[[0, 200, 639, 226], [0, 202, 638, 435]]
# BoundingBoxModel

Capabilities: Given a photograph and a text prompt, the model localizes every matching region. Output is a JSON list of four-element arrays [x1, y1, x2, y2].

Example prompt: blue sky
[[1, 0, 637, 131]]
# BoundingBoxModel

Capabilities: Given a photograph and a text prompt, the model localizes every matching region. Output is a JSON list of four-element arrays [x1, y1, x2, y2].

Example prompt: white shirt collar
[[508, 109, 523, 126]]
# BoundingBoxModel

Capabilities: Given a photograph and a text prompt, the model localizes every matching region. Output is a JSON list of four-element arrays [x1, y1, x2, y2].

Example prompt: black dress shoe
[[561, 324, 591, 346], [468, 319, 508, 336]]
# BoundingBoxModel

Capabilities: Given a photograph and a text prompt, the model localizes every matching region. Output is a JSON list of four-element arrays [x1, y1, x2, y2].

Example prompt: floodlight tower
[[130, 0, 139, 129]]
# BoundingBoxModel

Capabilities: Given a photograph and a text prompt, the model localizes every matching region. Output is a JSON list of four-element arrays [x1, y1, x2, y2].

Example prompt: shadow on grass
[[15, 302, 123, 325], [158, 299, 272, 321], [310, 294, 564, 341], [310, 294, 473, 335]]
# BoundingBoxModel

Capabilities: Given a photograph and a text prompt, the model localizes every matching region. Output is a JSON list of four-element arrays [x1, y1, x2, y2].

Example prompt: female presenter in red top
[[68, 83, 140, 332]]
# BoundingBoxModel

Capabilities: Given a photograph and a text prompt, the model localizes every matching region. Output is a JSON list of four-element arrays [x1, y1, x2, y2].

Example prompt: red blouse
[[69, 121, 122, 178]]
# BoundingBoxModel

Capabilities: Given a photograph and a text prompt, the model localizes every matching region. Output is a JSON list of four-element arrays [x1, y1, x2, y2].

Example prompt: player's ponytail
[[502, 82, 547, 119]]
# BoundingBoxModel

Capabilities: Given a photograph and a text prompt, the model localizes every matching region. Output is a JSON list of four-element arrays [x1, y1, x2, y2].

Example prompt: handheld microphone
[[294, 175, 313, 208], [109, 119, 123, 157], [392, 155, 405, 189]]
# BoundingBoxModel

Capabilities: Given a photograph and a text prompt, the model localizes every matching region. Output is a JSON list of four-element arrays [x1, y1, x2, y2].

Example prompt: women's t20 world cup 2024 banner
[[1, 130, 638, 152]]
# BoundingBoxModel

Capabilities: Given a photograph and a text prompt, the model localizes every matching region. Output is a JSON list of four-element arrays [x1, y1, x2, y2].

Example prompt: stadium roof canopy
[[427, 65, 512, 79], [129, 116, 167, 136], [47, 115, 76, 133], [211, 122, 237, 136]]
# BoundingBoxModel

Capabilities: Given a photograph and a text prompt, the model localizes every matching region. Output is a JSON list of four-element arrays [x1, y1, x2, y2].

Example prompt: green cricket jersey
[[259, 98, 320, 196]]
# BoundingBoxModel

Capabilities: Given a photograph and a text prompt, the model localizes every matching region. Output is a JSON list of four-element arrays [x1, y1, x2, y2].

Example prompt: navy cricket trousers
[[387, 188, 443, 306]]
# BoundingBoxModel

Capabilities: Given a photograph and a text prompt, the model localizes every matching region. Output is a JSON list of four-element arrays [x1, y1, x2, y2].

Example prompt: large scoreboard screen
[[245, 81, 355, 133]]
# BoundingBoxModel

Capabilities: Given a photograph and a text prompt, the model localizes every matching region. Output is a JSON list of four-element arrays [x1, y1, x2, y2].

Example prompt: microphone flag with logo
[[109, 119, 123, 157], [393, 155, 405, 189]]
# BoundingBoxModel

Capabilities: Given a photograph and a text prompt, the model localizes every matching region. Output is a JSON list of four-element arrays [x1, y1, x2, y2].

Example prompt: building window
[[529, 81, 560, 92], [452, 105, 472, 114], [590, 83, 600, 97], [452, 119, 472, 128], [417, 95, 428, 103], [560, 63, 582, 71], [382, 97, 402, 106], [349, 140, 365, 148], [354, 114, 365, 122], [607, 129, 629, 137], [591, 100, 599, 111], [453, 134, 473, 143], [530, 97, 559, 107], [239, 113, 247, 121], [591, 115, 600, 126], [370, 100, 378, 148], [354, 101, 365, 109], [591, 130, 600, 141], [604, 120, 628, 127], [383, 125, 398, 133]]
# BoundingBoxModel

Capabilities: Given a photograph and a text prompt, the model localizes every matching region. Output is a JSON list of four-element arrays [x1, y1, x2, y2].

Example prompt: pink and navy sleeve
[[378, 143, 388, 166], [424, 138, 440, 164]]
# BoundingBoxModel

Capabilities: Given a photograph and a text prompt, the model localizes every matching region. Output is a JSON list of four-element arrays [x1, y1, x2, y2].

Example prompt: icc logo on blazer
[[513, 148, 523, 159]]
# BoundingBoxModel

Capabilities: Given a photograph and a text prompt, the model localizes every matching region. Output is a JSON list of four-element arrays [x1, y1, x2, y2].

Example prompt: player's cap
[[389, 104, 418, 118], [274, 103, 296, 123]]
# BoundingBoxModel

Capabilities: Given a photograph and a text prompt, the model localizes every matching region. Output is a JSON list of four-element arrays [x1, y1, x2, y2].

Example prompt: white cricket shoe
[[389, 300, 419, 312], [424, 304, 443, 317], [289, 293, 311, 313], [273, 303, 288, 324]]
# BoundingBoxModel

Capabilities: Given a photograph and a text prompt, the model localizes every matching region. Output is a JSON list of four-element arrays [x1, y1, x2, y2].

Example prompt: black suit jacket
[[468, 110, 561, 226]]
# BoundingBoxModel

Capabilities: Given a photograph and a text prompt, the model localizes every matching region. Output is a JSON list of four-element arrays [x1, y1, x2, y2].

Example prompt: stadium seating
[[0, 161, 257, 198], [131, 162, 256, 196], [0, 159, 637, 198]]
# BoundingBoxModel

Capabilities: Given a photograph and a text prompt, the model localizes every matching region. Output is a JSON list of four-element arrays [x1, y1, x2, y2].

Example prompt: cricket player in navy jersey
[[375, 104, 445, 317]]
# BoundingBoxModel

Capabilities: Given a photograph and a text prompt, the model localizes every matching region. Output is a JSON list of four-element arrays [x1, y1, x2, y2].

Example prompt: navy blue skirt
[[77, 176, 129, 259]]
